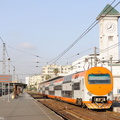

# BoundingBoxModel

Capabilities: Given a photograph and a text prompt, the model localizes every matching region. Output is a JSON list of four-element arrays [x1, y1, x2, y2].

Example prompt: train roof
[[39, 71, 85, 85], [39, 75, 64, 84]]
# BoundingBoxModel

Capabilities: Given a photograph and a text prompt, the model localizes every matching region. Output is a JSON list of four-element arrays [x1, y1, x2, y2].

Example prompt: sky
[[0, 0, 120, 81]]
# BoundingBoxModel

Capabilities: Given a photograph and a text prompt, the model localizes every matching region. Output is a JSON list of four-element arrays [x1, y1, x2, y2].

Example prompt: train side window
[[49, 91, 54, 95], [54, 85, 62, 90], [45, 87, 49, 90], [75, 75, 79, 79], [73, 82, 80, 90], [62, 91, 72, 98]]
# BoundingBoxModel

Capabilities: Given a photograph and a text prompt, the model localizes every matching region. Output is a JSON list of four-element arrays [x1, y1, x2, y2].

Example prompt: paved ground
[[0, 92, 63, 120]]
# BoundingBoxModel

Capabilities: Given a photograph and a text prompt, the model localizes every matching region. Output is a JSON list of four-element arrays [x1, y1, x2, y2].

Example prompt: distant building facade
[[42, 64, 71, 77], [26, 64, 71, 91]]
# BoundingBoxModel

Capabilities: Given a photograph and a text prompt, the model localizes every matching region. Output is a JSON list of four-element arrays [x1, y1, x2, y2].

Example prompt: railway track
[[28, 92, 120, 120]]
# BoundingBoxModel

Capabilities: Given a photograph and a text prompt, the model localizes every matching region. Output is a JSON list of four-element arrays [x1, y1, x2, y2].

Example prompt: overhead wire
[[99, 41, 120, 53], [0, 37, 4, 43], [8, 46, 47, 60], [49, 0, 119, 64], [52, 0, 118, 63], [66, 48, 92, 59]]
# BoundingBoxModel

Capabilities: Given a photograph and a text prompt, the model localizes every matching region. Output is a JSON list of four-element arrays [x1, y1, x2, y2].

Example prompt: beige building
[[27, 75, 45, 91], [26, 64, 72, 91], [42, 64, 71, 77]]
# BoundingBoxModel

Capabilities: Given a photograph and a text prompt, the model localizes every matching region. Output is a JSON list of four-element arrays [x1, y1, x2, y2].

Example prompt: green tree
[[45, 75, 51, 80], [53, 68, 59, 76]]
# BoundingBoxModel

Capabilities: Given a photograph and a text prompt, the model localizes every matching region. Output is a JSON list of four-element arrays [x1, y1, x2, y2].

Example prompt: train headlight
[[103, 98, 106, 101], [87, 92, 92, 96]]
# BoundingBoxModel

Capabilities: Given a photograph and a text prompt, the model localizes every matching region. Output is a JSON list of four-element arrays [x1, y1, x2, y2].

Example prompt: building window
[[117, 89, 120, 94], [108, 36, 113, 41]]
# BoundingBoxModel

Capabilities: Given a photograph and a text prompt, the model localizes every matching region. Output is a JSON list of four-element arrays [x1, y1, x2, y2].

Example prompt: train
[[38, 67, 113, 109]]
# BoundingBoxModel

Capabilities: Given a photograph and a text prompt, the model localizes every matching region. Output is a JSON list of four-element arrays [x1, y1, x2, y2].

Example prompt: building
[[70, 54, 100, 74], [26, 75, 43, 91], [26, 64, 71, 91], [96, 4, 120, 61], [42, 64, 71, 77]]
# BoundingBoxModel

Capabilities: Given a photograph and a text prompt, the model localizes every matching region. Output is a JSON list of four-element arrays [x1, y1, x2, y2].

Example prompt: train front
[[84, 67, 113, 109]]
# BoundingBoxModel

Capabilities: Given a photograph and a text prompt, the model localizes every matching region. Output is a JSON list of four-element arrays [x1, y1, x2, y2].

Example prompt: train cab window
[[88, 74, 110, 84]]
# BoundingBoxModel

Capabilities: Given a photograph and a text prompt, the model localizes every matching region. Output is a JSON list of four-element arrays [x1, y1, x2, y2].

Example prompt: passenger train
[[38, 67, 113, 109]]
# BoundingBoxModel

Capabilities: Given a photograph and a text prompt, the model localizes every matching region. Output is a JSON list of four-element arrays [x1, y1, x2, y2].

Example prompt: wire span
[[49, 0, 119, 64]]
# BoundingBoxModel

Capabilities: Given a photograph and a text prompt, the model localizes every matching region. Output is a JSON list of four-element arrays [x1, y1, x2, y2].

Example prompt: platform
[[0, 92, 63, 120]]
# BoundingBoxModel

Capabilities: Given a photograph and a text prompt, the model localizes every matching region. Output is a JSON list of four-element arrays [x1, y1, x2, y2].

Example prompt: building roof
[[96, 4, 120, 20]]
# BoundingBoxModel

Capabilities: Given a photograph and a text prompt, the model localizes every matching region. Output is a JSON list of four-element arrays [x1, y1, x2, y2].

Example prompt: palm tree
[[45, 75, 51, 80], [53, 68, 59, 76]]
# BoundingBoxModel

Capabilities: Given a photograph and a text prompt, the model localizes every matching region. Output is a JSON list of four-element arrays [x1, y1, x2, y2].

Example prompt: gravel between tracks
[[29, 92, 120, 120]]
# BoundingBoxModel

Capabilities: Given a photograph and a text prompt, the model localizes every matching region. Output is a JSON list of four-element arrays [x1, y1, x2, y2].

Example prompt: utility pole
[[8, 57, 10, 102], [13, 66, 15, 82], [2, 43, 6, 74], [110, 56, 113, 73], [94, 47, 97, 67], [8, 57, 10, 74], [2, 43, 6, 99]]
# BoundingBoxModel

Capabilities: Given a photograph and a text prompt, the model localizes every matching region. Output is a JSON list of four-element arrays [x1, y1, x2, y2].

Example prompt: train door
[[76, 78, 84, 106], [73, 80, 81, 99], [81, 78, 84, 100]]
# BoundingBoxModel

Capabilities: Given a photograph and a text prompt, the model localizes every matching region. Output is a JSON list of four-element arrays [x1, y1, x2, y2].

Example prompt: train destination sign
[[0, 75, 12, 83]]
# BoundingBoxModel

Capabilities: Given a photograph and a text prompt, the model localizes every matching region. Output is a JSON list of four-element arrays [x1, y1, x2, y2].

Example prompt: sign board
[[0, 75, 12, 83]]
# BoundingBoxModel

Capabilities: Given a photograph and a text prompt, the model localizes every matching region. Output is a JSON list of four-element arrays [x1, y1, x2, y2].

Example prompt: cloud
[[19, 42, 36, 50]]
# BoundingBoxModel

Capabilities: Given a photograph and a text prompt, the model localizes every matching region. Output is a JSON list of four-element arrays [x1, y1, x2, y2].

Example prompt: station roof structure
[[14, 83, 27, 88], [96, 4, 120, 20]]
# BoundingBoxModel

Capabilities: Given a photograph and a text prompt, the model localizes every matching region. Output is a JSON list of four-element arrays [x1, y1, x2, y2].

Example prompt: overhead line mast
[[2, 43, 6, 74]]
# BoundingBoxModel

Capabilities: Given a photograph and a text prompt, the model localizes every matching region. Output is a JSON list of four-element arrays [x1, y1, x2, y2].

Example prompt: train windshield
[[88, 74, 110, 84]]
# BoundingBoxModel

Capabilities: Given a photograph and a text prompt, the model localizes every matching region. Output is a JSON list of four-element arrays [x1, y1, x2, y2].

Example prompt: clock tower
[[97, 4, 120, 61]]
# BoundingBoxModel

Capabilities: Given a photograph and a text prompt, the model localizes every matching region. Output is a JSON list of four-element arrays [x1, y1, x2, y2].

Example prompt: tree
[[53, 68, 59, 76], [45, 75, 51, 80]]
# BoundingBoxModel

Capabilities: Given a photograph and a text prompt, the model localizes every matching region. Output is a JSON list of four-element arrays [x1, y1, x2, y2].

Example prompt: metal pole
[[110, 56, 113, 73], [8, 57, 10, 102], [91, 57, 93, 67], [2, 43, 6, 74], [8, 83, 10, 102], [2, 82, 4, 99], [2, 43, 6, 100], [13, 66, 15, 82], [94, 47, 97, 67]]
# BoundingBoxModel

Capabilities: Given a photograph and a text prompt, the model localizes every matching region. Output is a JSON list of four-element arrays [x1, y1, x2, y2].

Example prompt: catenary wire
[[52, 1, 118, 63], [49, 0, 119, 64], [8, 46, 47, 60]]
